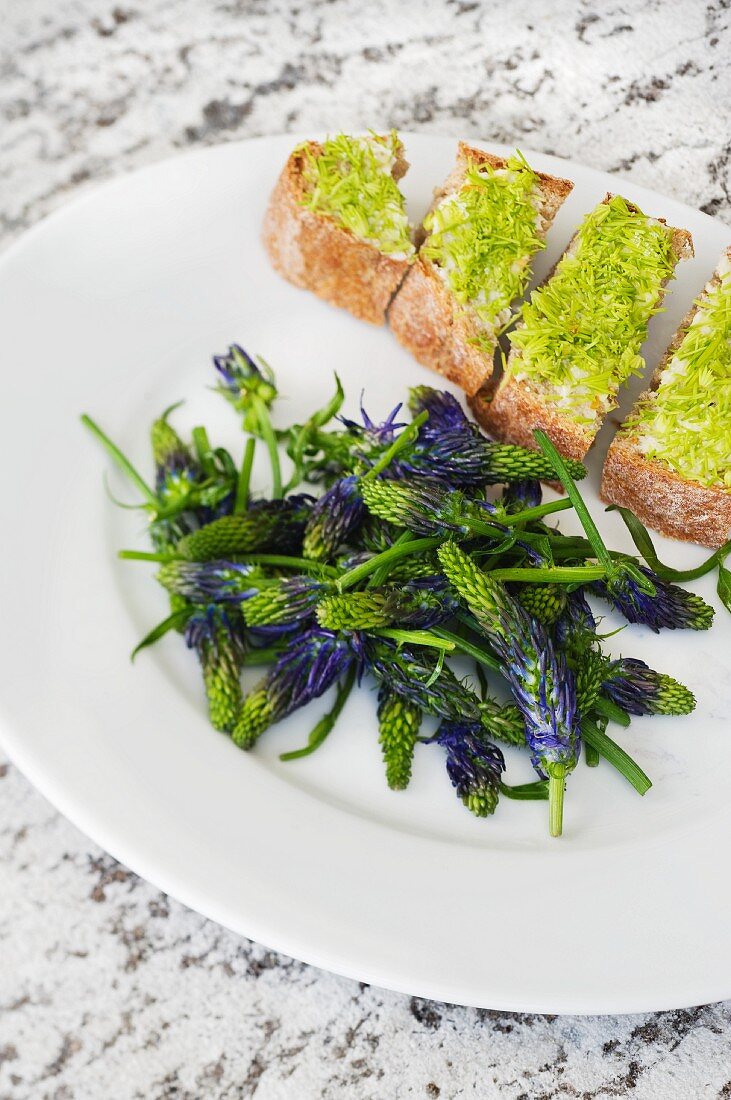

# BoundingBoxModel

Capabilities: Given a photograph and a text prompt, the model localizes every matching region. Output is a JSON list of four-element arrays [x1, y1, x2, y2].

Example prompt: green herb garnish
[[508, 196, 678, 427], [84, 353, 720, 840], [624, 264, 731, 488], [421, 151, 544, 334], [300, 131, 414, 257]]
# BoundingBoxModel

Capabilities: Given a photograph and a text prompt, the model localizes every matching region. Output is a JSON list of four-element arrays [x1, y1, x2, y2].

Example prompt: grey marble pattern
[[2, 1, 731, 1097]]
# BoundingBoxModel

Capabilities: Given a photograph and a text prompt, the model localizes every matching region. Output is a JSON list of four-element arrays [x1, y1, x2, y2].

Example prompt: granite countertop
[[2, 2, 731, 1097]]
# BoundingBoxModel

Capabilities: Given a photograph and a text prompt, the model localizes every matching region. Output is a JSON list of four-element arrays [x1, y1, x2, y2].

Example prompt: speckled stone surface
[[2, 2, 731, 1097]]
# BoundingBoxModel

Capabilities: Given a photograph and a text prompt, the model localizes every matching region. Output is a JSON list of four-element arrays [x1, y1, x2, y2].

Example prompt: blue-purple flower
[[184, 604, 247, 732], [431, 720, 505, 817], [158, 560, 263, 604], [232, 627, 353, 747], [602, 657, 696, 716], [303, 475, 365, 561], [500, 479, 543, 514], [213, 344, 278, 431], [593, 565, 714, 632], [406, 386, 587, 486]]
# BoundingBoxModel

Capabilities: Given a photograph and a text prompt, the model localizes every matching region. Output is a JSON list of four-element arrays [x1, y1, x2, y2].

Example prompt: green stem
[[585, 743, 601, 767], [81, 414, 157, 506], [500, 498, 573, 526], [534, 430, 613, 573], [581, 718, 651, 795], [235, 554, 339, 577], [234, 438, 256, 515], [119, 549, 179, 562], [609, 505, 731, 582], [431, 627, 501, 673], [361, 410, 429, 482], [487, 565, 607, 584], [367, 530, 413, 588], [284, 373, 344, 493], [337, 536, 443, 592], [544, 537, 633, 563], [500, 780, 549, 801], [251, 393, 282, 500], [280, 667, 356, 761], [192, 426, 212, 472], [131, 608, 191, 660], [373, 628, 455, 652], [593, 695, 631, 728], [547, 762, 566, 837]]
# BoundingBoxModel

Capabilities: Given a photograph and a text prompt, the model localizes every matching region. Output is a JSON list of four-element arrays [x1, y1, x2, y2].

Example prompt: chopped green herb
[[625, 263, 731, 488], [421, 151, 543, 335], [508, 196, 678, 427], [300, 131, 414, 257]]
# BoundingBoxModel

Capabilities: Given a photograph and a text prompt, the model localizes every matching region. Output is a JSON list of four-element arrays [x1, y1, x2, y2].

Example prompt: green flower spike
[[185, 607, 246, 734], [377, 686, 422, 790], [515, 583, 567, 626]]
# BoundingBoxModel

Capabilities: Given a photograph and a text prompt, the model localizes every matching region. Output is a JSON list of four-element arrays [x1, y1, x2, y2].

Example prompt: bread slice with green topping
[[388, 143, 573, 396], [600, 246, 731, 548], [471, 194, 694, 460], [262, 132, 415, 325]]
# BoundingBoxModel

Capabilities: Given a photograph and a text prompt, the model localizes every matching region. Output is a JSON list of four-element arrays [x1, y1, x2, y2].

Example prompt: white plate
[[1, 135, 730, 1015]]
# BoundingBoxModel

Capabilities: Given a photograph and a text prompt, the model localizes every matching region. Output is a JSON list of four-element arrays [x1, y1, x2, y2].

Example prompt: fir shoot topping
[[421, 151, 544, 333], [300, 131, 414, 257], [508, 196, 678, 427]]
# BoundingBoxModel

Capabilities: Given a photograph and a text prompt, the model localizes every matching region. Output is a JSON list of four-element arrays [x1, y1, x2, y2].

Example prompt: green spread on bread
[[625, 257, 731, 489], [420, 151, 544, 338], [506, 196, 677, 428], [299, 132, 414, 258]]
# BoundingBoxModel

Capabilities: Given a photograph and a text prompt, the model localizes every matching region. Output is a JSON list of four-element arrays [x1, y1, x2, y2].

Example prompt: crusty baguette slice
[[473, 195, 694, 460], [600, 247, 731, 548], [388, 143, 573, 396], [262, 136, 413, 326]]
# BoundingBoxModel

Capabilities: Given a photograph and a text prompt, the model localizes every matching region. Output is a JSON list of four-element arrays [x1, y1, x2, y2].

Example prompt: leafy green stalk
[[548, 762, 566, 837], [285, 374, 345, 492], [580, 718, 651, 795], [534, 430, 654, 596], [280, 667, 356, 761], [81, 414, 157, 506], [361, 410, 429, 481], [500, 780, 550, 801], [610, 505, 731, 584], [337, 536, 444, 592], [251, 393, 282, 499], [487, 566, 607, 584], [234, 438, 257, 515], [130, 607, 191, 660]]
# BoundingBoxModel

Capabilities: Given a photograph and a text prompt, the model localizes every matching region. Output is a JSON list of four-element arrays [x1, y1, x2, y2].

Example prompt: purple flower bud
[[593, 565, 714, 632], [304, 476, 365, 560], [431, 720, 505, 816]]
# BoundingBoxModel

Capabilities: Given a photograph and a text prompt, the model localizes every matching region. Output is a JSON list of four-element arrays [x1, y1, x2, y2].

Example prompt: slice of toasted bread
[[262, 137, 413, 326], [600, 247, 731, 548], [388, 143, 573, 396], [474, 195, 694, 460]]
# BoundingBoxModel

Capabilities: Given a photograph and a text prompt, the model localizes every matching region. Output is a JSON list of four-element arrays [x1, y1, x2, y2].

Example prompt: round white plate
[[1, 135, 730, 1015]]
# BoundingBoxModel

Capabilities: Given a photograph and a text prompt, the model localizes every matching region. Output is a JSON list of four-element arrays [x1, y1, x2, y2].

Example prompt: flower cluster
[[88, 347, 713, 840]]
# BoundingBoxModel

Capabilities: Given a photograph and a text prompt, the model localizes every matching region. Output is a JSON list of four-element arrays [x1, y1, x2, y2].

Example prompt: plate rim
[[2, 132, 731, 1016]]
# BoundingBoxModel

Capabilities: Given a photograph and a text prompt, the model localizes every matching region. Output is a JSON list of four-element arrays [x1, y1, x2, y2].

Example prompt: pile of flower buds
[[83, 345, 728, 837]]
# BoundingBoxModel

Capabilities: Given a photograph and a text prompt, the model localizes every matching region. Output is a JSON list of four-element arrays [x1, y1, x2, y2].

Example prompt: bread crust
[[468, 378, 593, 461], [475, 194, 694, 458], [600, 246, 731, 548], [262, 140, 412, 326], [600, 436, 731, 548], [388, 143, 574, 396]]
